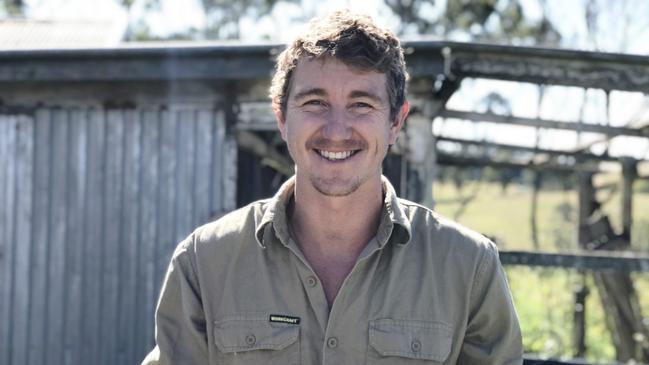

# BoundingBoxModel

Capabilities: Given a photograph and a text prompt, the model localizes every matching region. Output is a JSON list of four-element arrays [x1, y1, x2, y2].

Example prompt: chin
[[310, 175, 364, 197]]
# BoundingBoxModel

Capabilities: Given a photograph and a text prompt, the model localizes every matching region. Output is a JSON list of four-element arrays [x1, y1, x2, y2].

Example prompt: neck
[[289, 175, 384, 254]]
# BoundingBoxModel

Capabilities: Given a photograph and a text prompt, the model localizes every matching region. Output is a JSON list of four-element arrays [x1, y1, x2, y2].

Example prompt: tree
[[385, 0, 560, 46], [123, 0, 299, 41], [1, 0, 24, 17]]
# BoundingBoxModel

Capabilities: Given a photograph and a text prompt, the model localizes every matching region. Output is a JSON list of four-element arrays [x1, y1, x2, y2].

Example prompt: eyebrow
[[292, 88, 385, 103], [292, 88, 327, 101], [349, 90, 384, 103]]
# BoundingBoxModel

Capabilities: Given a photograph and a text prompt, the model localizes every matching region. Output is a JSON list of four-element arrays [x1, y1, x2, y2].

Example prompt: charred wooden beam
[[439, 109, 647, 137], [2, 40, 649, 95], [435, 152, 599, 174], [235, 121, 276, 131], [235, 130, 293, 176], [0, 44, 279, 82], [500, 250, 649, 272], [419, 41, 649, 92], [435, 136, 624, 162], [621, 159, 637, 239], [523, 357, 612, 365]]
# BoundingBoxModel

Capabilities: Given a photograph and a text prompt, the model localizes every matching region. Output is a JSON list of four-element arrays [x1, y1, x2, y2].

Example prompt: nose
[[322, 108, 352, 140]]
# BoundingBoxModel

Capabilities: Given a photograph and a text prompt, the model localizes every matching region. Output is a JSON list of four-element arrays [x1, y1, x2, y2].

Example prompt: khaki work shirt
[[142, 177, 523, 365]]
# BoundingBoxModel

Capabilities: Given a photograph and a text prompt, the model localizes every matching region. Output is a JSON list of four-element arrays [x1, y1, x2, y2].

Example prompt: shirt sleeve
[[141, 236, 208, 365], [457, 242, 524, 365]]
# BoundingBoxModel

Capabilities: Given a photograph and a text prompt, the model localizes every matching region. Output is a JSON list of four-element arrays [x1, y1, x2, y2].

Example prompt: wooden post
[[573, 171, 594, 358], [530, 172, 542, 250], [621, 158, 637, 241], [577, 172, 595, 248], [573, 277, 588, 358], [587, 159, 649, 362]]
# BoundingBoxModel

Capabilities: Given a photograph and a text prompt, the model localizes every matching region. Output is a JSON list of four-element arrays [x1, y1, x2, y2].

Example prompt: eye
[[351, 102, 374, 110], [303, 99, 325, 107]]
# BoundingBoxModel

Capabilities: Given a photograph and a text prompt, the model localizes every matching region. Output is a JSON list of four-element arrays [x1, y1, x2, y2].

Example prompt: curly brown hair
[[269, 10, 409, 121]]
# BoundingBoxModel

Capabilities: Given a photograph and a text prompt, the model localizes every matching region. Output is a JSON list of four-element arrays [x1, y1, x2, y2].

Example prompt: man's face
[[276, 57, 408, 197]]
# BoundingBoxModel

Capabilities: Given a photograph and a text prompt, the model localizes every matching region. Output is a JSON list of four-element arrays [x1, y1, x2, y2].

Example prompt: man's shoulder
[[197, 198, 273, 241], [397, 198, 497, 256], [176, 198, 273, 254]]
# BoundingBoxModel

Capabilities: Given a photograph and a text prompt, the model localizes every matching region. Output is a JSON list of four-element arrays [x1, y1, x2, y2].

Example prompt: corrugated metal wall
[[0, 106, 237, 365]]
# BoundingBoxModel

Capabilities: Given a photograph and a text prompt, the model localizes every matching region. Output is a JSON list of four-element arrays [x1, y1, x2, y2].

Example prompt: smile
[[316, 149, 359, 161]]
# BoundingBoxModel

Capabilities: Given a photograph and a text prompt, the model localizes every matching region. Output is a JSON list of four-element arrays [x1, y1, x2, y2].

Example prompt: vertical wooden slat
[[223, 131, 238, 212], [117, 109, 141, 365], [0, 116, 17, 365], [621, 158, 636, 240], [27, 109, 51, 365], [63, 109, 87, 365], [156, 109, 177, 289], [101, 109, 124, 365], [12, 115, 35, 365], [46, 109, 68, 365], [136, 108, 160, 361], [174, 109, 195, 242], [0, 117, 7, 365], [194, 110, 213, 225], [81, 109, 105, 364], [209, 110, 224, 217]]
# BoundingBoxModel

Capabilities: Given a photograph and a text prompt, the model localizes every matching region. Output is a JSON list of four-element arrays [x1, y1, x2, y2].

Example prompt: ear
[[388, 100, 409, 144], [273, 103, 288, 141]]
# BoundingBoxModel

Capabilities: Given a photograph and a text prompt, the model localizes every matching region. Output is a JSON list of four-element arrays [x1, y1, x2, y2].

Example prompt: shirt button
[[411, 339, 422, 353], [245, 334, 256, 346], [306, 276, 317, 287], [327, 337, 338, 348]]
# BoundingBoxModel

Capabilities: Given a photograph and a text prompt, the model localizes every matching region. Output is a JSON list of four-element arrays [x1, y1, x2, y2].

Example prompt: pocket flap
[[214, 317, 299, 353], [369, 319, 453, 361]]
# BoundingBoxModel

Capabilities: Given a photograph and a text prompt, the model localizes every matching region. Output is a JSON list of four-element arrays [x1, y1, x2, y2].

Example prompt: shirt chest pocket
[[213, 317, 300, 365], [367, 319, 453, 364]]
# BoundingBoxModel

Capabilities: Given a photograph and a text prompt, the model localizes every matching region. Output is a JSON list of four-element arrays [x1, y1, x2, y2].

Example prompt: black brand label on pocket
[[269, 314, 301, 325]]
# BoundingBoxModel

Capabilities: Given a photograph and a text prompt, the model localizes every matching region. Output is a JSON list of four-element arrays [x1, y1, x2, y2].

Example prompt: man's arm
[[142, 237, 209, 365], [458, 242, 523, 365]]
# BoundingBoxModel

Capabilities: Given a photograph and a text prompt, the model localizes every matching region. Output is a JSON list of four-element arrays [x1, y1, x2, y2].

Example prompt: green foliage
[[119, 0, 137, 8], [1, 0, 24, 17], [117, 0, 563, 44], [551, 201, 577, 251], [445, 0, 498, 31], [128, 0, 298, 40], [197, 0, 289, 39], [633, 219, 649, 253], [434, 179, 649, 361], [385, 0, 561, 46], [636, 179, 649, 193], [507, 267, 574, 357]]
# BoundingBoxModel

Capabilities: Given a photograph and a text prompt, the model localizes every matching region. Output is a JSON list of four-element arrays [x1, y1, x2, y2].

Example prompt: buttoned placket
[[321, 236, 384, 365], [284, 237, 330, 334], [282, 231, 387, 365], [265, 178, 404, 364]]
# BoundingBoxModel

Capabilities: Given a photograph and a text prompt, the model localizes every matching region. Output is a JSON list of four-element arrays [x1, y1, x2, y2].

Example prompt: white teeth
[[319, 150, 354, 161]]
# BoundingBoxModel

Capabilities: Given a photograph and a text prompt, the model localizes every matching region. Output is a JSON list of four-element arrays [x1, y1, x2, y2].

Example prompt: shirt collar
[[379, 175, 412, 246], [254, 175, 412, 248], [255, 177, 295, 248]]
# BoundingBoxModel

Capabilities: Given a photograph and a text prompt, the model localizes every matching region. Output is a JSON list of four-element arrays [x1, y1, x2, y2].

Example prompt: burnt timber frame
[[4, 40, 647, 167], [2, 41, 649, 365], [0, 40, 647, 90]]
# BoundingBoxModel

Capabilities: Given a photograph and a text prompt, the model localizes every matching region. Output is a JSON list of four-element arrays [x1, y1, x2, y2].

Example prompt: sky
[[21, 0, 389, 41], [15, 0, 649, 163]]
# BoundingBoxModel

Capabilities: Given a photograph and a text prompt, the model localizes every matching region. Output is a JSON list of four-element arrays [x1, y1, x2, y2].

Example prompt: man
[[142, 10, 522, 365]]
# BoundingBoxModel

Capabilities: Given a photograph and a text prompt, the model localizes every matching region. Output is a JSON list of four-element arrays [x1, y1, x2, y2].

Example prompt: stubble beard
[[305, 136, 371, 197], [309, 174, 365, 197]]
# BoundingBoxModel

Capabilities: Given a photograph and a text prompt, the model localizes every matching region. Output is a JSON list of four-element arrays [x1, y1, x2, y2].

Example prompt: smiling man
[[142, 10, 523, 365]]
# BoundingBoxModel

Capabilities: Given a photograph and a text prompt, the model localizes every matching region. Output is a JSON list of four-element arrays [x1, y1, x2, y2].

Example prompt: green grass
[[433, 181, 578, 251], [432, 178, 649, 362]]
